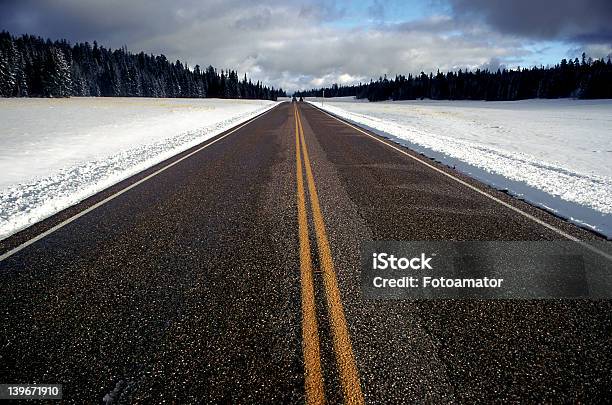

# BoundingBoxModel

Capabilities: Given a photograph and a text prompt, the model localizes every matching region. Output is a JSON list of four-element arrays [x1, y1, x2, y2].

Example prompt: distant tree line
[[295, 55, 612, 101], [0, 31, 286, 100]]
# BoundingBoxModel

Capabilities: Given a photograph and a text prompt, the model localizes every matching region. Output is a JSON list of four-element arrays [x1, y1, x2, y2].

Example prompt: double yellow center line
[[294, 104, 365, 405]]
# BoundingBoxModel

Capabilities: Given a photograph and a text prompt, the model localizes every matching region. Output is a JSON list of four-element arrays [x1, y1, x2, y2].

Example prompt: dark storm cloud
[[0, 0, 166, 41], [448, 0, 612, 43], [0, 0, 246, 44], [1, 0, 607, 91]]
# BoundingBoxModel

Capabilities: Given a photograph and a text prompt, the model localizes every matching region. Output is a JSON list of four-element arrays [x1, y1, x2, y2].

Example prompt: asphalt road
[[0, 101, 610, 403]]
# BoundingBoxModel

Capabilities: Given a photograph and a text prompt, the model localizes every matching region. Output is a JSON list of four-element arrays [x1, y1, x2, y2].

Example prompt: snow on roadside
[[307, 98, 612, 238], [0, 97, 277, 240]]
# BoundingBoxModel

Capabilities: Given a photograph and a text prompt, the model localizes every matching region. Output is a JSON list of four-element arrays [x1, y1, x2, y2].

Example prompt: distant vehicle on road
[[299, 97, 304, 102], [292, 96, 297, 102]]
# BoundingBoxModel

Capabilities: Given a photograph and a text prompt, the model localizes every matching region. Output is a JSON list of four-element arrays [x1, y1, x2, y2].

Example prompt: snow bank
[[0, 97, 277, 240], [307, 97, 612, 238]]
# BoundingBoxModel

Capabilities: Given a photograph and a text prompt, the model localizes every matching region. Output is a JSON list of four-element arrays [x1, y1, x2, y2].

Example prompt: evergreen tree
[[42, 47, 72, 97], [0, 31, 285, 100], [295, 56, 612, 102], [0, 34, 17, 96]]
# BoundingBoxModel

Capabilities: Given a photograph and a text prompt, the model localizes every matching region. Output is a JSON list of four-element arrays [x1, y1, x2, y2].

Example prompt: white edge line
[[310, 103, 612, 262], [0, 104, 280, 262]]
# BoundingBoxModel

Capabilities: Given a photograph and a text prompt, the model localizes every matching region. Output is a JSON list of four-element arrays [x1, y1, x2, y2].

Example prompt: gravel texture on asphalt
[[1, 104, 304, 403], [298, 102, 612, 403], [0, 102, 610, 403]]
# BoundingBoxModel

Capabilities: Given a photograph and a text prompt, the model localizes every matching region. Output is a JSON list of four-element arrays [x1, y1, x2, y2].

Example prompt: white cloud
[[0, 0, 590, 92]]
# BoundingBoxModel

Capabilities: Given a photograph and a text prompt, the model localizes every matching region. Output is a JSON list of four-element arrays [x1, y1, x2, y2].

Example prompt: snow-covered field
[[0, 97, 277, 240], [307, 97, 612, 238]]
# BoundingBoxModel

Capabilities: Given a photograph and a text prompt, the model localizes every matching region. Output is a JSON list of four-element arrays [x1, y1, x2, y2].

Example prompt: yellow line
[[296, 106, 365, 405], [295, 104, 326, 405]]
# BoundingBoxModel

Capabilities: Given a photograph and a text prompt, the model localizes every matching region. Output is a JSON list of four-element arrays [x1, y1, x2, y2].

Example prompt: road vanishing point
[[1, 102, 610, 403]]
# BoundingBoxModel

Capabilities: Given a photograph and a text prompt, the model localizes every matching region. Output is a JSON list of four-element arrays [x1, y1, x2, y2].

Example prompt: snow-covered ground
[[307, 97, 612, 238], [0, 97, 277, 240]]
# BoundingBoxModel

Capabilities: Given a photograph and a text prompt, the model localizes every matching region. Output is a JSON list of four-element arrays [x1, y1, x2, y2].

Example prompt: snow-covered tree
[[43, 47, 72, 97], [0, 45, 17, 96], [0, 30, 285, 100]]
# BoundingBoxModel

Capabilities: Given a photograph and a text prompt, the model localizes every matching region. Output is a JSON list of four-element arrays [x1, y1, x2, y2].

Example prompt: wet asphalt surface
[[1, 101, 611, 403]]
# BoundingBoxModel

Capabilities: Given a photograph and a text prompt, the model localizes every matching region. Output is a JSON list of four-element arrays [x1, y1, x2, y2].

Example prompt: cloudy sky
[[1, 0, 611, 92]]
